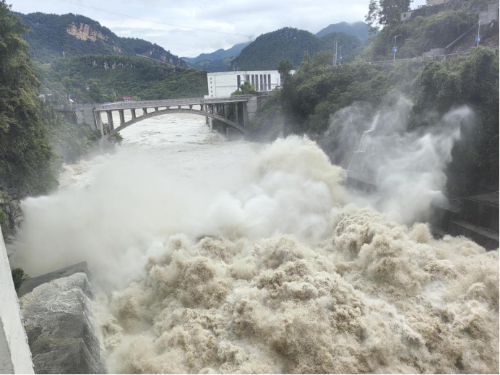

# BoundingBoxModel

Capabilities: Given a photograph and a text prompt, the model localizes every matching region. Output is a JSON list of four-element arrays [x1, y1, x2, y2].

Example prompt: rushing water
[[12, 111, 499, 373]]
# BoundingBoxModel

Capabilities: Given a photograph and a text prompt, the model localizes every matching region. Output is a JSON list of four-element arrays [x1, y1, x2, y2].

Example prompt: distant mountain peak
[[316, 21, 372, 41], [181, 41, 252, 72]]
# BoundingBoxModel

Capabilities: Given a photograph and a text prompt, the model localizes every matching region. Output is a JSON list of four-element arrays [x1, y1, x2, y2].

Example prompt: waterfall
[[347, 111, 380, 174]]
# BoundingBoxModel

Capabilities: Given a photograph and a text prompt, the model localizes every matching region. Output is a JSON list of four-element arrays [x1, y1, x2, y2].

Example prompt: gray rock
[[20, 273, 106, 374], [18, 262, 91, 298]]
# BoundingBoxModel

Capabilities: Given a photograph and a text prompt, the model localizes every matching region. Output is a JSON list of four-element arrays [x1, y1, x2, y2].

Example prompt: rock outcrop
[[20, 270, 105, 374]]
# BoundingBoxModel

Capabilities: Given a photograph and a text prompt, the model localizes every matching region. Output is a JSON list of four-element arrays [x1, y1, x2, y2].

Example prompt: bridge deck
[[94, 96, 255, 111]]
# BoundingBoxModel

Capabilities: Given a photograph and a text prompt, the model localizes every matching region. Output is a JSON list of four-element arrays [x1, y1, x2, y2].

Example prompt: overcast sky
[[9, 0, 426, 57]]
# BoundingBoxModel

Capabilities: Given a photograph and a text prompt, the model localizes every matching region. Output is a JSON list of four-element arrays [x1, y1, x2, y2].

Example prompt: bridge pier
[[234, 102, 239, 127], [95, 112, 103, 136], [209, 117, 213, 132], [242, 102, 248, 128], [106, 111, 114, 132], [131, 109, 136, 119], [119, 110, 125, 126]]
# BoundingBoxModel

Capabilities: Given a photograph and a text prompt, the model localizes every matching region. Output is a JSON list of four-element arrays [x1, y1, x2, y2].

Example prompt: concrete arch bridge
[[63, 96, 261, 139]]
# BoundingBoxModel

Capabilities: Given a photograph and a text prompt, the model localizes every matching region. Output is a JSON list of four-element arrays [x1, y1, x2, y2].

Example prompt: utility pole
[[339, 46, 342, 66], [476, 21, 482, 47], [393, 35, 402, 62], [333, 41, 338, 67]]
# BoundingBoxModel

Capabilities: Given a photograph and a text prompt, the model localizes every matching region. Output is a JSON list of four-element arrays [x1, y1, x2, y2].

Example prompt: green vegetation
[[365, 0, 412, 30], [316, 21, 374, 41], [38, 54, 207, 105], [0, 207, 8, 238], [0, 2, 56, 196], [367, 10, 477, 60], [15, 12, 186, 67], [413, 47, 499, 194], [231, 28, 362, 70], [184, 57, 234, 72], [12, 11, 207, 106], [247, 0, 498, 196], [249, 47, 498, 196], [0, 2, 117, 237], [232, 82, 257, 95], [11, 268, 30, 291]]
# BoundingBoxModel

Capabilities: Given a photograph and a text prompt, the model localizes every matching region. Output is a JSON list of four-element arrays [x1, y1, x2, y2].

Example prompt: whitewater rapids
[[13, 112, 499, 373]]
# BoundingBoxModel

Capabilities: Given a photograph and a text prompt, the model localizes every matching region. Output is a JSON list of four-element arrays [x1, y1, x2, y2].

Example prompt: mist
[[321, 95, 473, 224], [12, 134, 344, 290], [11, 109, 498, 373]]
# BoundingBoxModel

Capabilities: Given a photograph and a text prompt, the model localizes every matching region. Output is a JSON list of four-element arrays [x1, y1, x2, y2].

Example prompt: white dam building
[[206, 70, 292, 98]]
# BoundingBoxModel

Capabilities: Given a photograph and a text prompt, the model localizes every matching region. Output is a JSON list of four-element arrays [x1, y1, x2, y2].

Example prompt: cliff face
[[66, 22, 108, 42], [15, 12, 187, 67]]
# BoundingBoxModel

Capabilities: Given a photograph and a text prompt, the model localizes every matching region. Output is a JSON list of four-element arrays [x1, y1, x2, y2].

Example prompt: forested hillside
[[316, 21, 372, 40], [366, 9, 478, 60], [37, 55, 207, 105], [15, 12, 187, 67], [231, 28, 362, 70], [12, 12, 207, 106], [0, 2, 112, 237]]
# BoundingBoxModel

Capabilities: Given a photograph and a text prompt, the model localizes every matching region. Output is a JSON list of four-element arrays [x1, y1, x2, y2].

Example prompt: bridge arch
[[101, 107, 246, 138]]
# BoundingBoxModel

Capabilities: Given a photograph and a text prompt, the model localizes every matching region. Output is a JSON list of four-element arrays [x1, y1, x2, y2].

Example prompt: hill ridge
[[15, 12, 187, 67]]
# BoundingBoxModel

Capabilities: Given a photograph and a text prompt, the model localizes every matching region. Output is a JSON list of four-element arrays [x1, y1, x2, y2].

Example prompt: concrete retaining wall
[[75, 107, 98, 130], [0, 227, 34, 373]]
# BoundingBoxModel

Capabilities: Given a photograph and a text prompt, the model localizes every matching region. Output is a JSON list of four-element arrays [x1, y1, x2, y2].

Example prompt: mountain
[[182, 42, 251, 72], [15, 12, 187, 67], [230, 27, 362, 71], [38, 54, 207, 105], [316, 21, 372, 41], [182, 42, 251, 64]]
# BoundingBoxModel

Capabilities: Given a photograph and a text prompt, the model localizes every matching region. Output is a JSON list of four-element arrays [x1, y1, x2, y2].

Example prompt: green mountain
[[15, 12, 187, 67], [182, 42, 251, 72], [38, 54, 207, 105], [316, 21, 372, 41], [182, 42, 251, 64], [230, 28, 362, 70]]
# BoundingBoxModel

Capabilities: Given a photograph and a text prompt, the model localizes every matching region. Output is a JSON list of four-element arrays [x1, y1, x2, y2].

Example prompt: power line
[[56, 0, 252, 38]]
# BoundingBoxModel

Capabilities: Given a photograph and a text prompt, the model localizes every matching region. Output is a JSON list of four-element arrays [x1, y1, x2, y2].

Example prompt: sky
[[9, 0, 426, 57]]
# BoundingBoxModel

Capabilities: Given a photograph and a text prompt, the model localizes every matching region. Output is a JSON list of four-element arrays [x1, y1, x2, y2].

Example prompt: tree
[[278, 59, 293, 84], [0, 0, 56, 195], [303, 51, 311, 65], [365, 0, 412, 29], [240, 81, 257, 95], [231, 81, 257, 96], [88, 80, 103, 103]]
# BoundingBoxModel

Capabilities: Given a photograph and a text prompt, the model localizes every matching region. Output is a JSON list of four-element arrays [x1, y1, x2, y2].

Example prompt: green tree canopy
[[366, 0, 412, 30], [0, 0, 55, 194]]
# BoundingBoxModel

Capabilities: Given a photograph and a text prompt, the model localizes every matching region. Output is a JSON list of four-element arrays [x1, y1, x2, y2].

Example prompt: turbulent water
[[12, 111, 499, 373]]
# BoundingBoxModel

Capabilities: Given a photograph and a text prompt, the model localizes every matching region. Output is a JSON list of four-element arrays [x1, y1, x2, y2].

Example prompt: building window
[[251, 75, 255, 87], [237, 75, 241, 89], [268, 74, 271, 90], [263, 74, 267, 91], [245, 74, 249, 83], [260, 74, 263, 91]]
